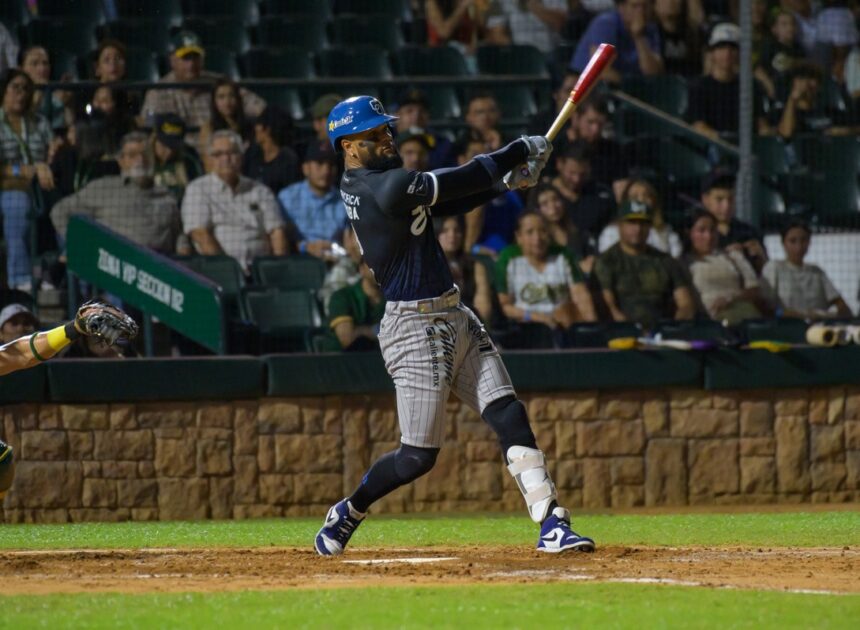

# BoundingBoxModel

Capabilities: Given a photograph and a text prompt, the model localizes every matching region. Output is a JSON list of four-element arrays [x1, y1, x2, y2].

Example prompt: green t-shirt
[[593, 243, 691, 329], [495, 244, 586, 294], [326, 281, 387, 349]]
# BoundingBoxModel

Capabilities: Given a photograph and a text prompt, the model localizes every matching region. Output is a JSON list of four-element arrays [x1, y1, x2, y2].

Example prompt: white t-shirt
[[503, 252, 575, 314], [762, 259, 841, 315], [486, 0, 567, 54], [688, 249, 758, 319]]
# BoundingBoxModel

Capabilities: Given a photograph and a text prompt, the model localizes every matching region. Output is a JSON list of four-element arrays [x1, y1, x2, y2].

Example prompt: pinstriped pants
[[378, 295, 515, 448]]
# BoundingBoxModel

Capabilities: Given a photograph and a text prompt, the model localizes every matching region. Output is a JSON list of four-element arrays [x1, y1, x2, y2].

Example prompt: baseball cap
[[0, 303, 38, 329], [154, 113, 186, 150], [303, 139, 337, 163], [311, 93, 344, 119], [397, 128, 434, 150], [701, 168, 736, 194], [397, 88, 429, 110], [709, 22, 740, 48], [618, 199, 653, 222], [169, 31, 204, 58]]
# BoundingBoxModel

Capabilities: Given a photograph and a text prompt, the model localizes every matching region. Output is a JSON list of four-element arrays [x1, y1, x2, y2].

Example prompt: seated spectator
[[689, 22, 770, 139], [772, 63, 856, 137], [200, 78, 252, 172], [814, 0, 858, 81], [87, 39, 142, 123], [326, 262, 386, 352], [655, 0, 703, 76], [0, 21, 17, 75], [140, 31, 265, 143], [52, 131, 182, 255], [593, 200, 695, 329], [598, 178, 682, 257], [182, 130, 286, 273], [755, 9, 807, 99], [394, 88, 456, 169], [436, 216, 494, 322], [528, 182, 590, 267], [497, 211, 596, 331], [571, 0, 664, 80], [319, 226, 362, 316], [50, 110, 120, 197], [458, 92, 504, 151], [699, 170, 767, 273], [551, 141, 616, 252], [426, 0, 489, 67], [682, 209, 771, 324], [485, 0, 567, 57], [397, 129, 432, 171], [278, 141, 345, 261], [18, 45, 73, 130], [310, 93, 343, 145], [242, 106, 300, 195], [762, 220, 852, 318], [86, 84, 136, 148], [151, 114, 203, 202], [0, 303, 38, 345], [1, 69, 55, 291], [782, 0, 816, 56]]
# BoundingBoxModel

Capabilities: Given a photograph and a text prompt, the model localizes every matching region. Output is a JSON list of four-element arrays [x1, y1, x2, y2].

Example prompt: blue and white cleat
[[537, 507, 595, 553], [314, 499, 366, 556]]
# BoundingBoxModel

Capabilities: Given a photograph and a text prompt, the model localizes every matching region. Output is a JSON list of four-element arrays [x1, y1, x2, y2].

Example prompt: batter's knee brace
[[394, 444, 439, 483], [0, 441, 15, 500], [482, 395, 538, 455]]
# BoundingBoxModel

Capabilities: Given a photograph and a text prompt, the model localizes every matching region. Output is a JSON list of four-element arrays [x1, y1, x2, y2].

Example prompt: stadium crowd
[[0, 0, 858, 354]]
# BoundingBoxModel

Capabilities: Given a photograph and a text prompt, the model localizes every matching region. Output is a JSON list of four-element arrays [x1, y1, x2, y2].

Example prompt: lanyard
[[0, 110, 34, 164]]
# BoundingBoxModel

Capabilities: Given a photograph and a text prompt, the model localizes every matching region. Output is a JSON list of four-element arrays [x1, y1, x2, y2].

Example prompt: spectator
[[86, 84, 136, 146], [762, 219, 852, 318], [0, 303, 38, 345], [86, 39, 143, 128], [426, 0, 489, 66], [497, 211, 596, 331], [199, 78, 251, 172], [151, 113, 203, 202], [394, 87, 456, 169], [140, 31, 265, 143], [772, 64, 850, 137], [682, 209, 770, 324], [459, 92, 504, 151], [278, 141, 345, 261], [50, 110, 120, 198], [700, 170, 767, 273], [551, 141, 616, 253], [654, 0, 704, 76], [397, 129, 432, 171], [0, 69, 55, 291], [319, 225, 362, 315], [310, 93, 343, 144], [593, 200, 696, 329], [755, 9, 807, 99], [52, 131, 183, 255], [0, 22, 18, 75], [243, 106, 300, 196], [781, 0, 816, 55], [485, 0, 568, 56], [326, 262, 387, 352], [17, 45, 74, 130], [182, 130, 286, 273], [528, 182, 590, 267], [846, 43, 860, 100], [598, 178, 682, 257], [436, 215, 494, 322], [571, 0, 664, 80], [529, 70, 578, 144], [814, 0, 858, 82]]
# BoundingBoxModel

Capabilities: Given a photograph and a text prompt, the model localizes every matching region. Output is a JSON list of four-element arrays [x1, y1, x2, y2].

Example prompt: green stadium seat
[[797, 135, 860, 175], [621, 75, 688, 117], [114, 0, 182, 23], [255, 16, 328, 51], [252, 255, 327, 290], [177, 255, 247, 320], [203, 46, 240, 80], [243, 288, 320, 352], [316, 47, 392, 79], [475, 44, 548, 76], [36, 0, 106, 21], [255, 86, 306, 120], [425, 86, 461, 120], [656, 138, 711, 185], [754, 179, 789, 230], [100, 19, 174, 54], [121, 48, 160, 82], [49, 50, 79, 81], [20, 19, 99, 53], [754, 135, 794, 180], [738, 318, 808, 344], [395, 45, 470, 76], [0, 3, 29, 29], [182, 0, 259, 23], [260, 0, 332, 19], [240, 48, 315, 79], [335, 0, 409, 19], [330, 15, 403, 51], [809, 172, 860, 228], [182, 17, 251, 54], [487, 84, 538, 118]]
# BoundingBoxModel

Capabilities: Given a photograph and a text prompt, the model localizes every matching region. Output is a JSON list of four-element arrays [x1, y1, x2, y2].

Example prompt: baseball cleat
[[314, 499, 366, 556], [537, 507, 595, 553]]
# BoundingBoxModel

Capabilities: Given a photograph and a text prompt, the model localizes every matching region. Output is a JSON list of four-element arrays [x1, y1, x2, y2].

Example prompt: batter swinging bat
[[546, 43, 617, 141]]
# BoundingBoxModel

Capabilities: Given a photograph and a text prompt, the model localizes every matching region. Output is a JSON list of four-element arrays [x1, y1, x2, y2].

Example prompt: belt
[[401, 287, 461, 314]]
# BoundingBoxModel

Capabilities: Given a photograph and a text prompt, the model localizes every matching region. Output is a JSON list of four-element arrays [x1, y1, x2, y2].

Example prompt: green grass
[[1, 511, 858, 550], [3, 583, 859, 629]]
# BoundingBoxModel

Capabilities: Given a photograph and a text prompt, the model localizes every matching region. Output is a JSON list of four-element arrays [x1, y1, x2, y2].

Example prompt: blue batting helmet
[[326, 96, 398, 149]]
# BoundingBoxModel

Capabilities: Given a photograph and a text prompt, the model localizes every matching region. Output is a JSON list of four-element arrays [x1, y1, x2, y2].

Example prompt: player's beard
[[365, 152, 403, 171]]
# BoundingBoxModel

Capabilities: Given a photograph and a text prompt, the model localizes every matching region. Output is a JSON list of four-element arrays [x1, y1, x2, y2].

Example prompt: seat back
[[260, 0, 332, 19], [178, 255, 246, 319], [182, 16, 251, 54], [621, 75, 688, 117], [330, 14, 402, 51], [203, 46, 240, 80], [255, 16, 328, 51], [394, 45, 469, 76], [182, 0, 259, 23], [252, 255, 327, 290], [240, 48, 315, 79], [316, 47, 392, 79], [476, 44, 548, 76], [101, 19, 174, 53], [21, 19, 99, 52], [243, 288, 318, 331]]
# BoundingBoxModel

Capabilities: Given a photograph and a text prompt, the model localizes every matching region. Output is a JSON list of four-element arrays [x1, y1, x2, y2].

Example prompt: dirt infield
[[1, 545, 857, 596]]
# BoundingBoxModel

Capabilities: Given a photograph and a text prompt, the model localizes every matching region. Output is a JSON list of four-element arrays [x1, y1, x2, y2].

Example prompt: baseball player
[[0, 301, 139, 502], [314, 96, 595, 556]]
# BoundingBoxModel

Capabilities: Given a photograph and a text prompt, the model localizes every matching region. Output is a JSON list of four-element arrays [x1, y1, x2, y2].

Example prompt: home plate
[[343, 557, 459, 565]]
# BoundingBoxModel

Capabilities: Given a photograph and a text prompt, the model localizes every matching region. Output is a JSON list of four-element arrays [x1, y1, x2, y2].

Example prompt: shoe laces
[[333, 515, 359, 544]]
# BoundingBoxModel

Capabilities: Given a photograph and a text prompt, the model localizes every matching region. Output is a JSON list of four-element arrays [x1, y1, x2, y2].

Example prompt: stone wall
[[2, 387, 859, 523]]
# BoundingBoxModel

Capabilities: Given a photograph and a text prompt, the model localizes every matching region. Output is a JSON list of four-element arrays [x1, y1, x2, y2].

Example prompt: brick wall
[[2, 387, 859, 523]]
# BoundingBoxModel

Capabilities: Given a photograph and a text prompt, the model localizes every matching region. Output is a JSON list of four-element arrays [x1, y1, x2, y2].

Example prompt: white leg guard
[[506, 445, 557, 523]]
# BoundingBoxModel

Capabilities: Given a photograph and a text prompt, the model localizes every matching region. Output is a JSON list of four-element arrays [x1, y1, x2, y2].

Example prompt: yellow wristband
[[45, 325, 74, 351]]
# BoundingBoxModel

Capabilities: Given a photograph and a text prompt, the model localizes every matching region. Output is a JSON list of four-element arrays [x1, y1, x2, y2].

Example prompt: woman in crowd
[[762, 220, 852, 318], [436, 215, 494, 323], [50, 110, 120, 198], [242, 105, 301, 195], [18, 45, 73, 130], [598, 178, 682, 257], [425, 0, 488, 70], [497, 211, 596, 333], [682, 209, 771, 324], [528, 182, 591, 271], [200, 78, 250, 171], [87, 39, 141, 130], [0, 69, 55, 291]]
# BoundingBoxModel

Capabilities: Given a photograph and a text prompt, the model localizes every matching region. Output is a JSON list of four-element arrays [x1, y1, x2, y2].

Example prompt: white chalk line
[[342, 557, 459, 565]]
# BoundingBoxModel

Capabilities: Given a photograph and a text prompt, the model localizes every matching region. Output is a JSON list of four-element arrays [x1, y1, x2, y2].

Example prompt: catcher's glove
[[74, 300, 139, 346]]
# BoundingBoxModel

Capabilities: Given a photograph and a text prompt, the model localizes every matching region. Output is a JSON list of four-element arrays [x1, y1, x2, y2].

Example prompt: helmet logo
[[369, 99, 385, 115], [329, 115, 354, 132]]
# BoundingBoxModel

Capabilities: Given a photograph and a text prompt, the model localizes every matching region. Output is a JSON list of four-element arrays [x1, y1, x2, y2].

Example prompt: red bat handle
[[569, 43, 616, 106]]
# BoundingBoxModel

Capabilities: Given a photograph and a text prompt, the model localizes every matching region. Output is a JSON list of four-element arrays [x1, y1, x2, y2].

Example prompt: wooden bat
[[546, 43, 617, 141]]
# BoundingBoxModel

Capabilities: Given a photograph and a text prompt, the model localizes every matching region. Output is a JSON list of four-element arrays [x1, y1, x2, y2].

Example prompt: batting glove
[[520, 135, 553, 161], [504, 157, 547, 190]]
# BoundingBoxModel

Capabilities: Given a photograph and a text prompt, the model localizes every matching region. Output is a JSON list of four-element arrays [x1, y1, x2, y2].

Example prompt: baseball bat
[[546, 43, 617, 141]]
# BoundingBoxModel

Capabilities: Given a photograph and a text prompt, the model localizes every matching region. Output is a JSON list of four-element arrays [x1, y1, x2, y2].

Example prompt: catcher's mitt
[[74, 300, 139, 346]]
